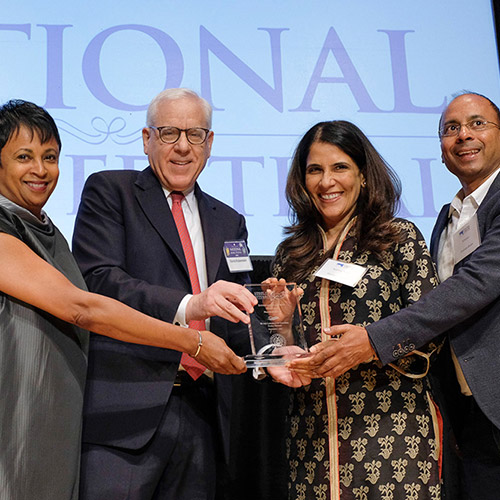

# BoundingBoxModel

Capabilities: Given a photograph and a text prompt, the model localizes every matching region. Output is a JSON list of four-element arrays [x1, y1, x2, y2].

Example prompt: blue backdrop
[[1, 1, 499, 254]]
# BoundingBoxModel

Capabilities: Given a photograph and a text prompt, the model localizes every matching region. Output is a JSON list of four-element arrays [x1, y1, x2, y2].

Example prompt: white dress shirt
[[163, 187, 208, 327]]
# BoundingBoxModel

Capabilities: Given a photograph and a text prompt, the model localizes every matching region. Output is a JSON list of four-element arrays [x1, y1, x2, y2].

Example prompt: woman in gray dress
[[0, 99, 249, 500]]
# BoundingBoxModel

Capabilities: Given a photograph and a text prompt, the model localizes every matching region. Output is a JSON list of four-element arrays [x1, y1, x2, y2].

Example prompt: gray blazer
[[367, 173, 500, 429]]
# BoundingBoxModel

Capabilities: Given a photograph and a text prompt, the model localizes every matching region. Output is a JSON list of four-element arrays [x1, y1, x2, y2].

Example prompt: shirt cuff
[[173, 294, 193, 326]]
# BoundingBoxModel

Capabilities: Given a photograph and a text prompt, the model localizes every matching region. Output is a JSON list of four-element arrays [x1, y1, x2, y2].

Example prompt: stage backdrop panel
[[1, 0, 499, 254]]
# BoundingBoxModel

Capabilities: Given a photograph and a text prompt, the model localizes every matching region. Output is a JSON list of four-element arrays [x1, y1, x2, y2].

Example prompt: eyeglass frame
[[149, 126, 211, 145], [439, 119, 500, 138]]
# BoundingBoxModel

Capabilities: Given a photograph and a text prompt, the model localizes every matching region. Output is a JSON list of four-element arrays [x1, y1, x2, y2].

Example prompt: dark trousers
[[79, 375, 219, 500], [456, 396, 500, 500]]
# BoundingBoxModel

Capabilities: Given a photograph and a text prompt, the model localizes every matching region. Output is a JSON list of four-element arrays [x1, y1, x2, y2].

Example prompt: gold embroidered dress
[[273, 219, 442, 500]]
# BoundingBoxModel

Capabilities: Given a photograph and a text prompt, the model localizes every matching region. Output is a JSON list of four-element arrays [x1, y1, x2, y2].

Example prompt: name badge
[[224, 240, 253, 273], [453, 215, 481, 264], [314, 259, 367, 287]]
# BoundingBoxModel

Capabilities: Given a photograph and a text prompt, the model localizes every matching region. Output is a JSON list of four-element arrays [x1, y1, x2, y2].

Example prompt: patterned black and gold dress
[[273, 218, 442, 500]]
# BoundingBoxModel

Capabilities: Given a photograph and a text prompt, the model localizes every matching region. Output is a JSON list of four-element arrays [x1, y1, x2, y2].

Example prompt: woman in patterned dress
[[270, 121, 442, 500]]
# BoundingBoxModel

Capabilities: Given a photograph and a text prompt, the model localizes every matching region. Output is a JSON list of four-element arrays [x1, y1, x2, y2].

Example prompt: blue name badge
[[224, 240, 253, 273]]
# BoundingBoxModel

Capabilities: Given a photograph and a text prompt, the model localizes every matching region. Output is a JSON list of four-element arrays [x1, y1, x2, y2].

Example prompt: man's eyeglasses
[[439, 119, 500, 138], [150, 126, 210, 145]]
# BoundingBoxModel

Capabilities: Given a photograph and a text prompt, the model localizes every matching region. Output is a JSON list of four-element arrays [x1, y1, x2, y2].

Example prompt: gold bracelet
[[193, 330, 203, 358]]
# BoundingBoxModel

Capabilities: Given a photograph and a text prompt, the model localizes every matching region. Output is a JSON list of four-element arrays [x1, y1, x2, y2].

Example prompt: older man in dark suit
[[289, 92, 500, 499], [72, 88, 256, 500]]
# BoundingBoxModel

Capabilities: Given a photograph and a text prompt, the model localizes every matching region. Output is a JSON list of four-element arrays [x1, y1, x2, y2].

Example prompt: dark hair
[[279, 120, 402, 281], [438, 91, 500, 136], [0, 100, 61, 164]]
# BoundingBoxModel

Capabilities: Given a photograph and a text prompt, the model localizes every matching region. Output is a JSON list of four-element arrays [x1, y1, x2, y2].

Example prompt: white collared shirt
[[163, 187, 208, 327], [438, 168, 500, 281]]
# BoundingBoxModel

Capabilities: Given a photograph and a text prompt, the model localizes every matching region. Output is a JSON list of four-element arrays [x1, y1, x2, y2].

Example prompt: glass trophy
[[243, 282, 310, 368]]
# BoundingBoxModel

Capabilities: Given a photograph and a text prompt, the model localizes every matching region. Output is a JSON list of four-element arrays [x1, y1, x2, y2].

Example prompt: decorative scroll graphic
[[56, 117, 143, 145]]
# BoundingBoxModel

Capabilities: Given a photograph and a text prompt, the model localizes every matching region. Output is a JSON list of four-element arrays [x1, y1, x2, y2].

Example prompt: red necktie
[[170, 191, 206, 380]]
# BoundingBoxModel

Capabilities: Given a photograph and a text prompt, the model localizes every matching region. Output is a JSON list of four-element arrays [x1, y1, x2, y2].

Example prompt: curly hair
[[278, 120, 402, 281]]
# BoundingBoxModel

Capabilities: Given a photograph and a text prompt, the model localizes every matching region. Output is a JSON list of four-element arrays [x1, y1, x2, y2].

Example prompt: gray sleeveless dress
[[0, 196, 89, 500]]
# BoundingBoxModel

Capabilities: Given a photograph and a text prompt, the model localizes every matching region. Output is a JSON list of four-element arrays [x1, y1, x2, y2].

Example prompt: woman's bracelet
[[193, 330, 203, 358]]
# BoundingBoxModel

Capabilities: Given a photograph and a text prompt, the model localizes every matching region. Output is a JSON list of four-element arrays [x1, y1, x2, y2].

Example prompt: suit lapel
[[430, 204, 450, 262], [196, 185, 224, 286], [134, 167, 189, 277], [435, 171, 500, 273], [477, 171, 500, 233]]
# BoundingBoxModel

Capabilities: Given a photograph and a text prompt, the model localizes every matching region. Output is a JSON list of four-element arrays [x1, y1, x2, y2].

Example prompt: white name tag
[[453, 215, 481, 264], [314, 259, 367, 287]]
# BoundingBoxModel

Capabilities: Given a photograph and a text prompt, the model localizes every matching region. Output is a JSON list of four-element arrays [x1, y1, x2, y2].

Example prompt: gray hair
[[146, 88, 213, 128]]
